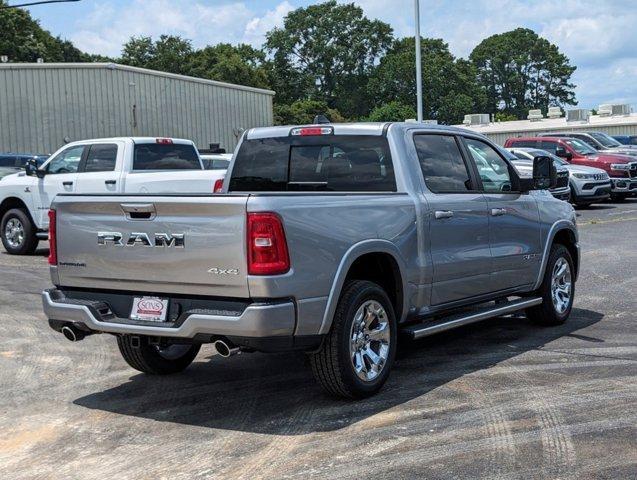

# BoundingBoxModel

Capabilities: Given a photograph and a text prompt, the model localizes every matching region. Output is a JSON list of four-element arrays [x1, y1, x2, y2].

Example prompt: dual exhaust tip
[[60, 324, 239, 358]]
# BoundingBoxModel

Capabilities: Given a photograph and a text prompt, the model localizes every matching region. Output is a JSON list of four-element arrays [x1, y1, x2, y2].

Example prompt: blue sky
[[23, 0, 637, 110]]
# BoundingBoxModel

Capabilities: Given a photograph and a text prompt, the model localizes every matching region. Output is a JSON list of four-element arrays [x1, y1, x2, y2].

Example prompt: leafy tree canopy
[[188, 43, 270, 89], [121, 35, 193, 75], [0, 1, 86, 62], [274, 99, 345, 125], [469, 28, 577, 119], [265, 0, 393, 118], [369, 37, 486, 124], [366, 101, 416, 122]]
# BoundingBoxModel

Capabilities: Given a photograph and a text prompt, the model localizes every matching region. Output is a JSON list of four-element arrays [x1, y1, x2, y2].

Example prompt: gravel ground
[[0, 200, 636, 479]]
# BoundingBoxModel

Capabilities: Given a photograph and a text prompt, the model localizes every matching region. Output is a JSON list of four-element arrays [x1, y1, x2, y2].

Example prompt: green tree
[[369, 37, 486, 124], [121, 35, 193, 75], [188, 43, 270, 89], [469, 28, 577, 119], [265, 0, 393, 118], [0, 1, 86, 62], [366, 102, 416, 122], [273, 99, 345, 125], [495, 112, 518, 122]]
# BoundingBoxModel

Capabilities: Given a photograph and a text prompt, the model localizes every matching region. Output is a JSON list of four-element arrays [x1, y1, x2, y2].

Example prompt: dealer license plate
[[130, 297, 169, 322]]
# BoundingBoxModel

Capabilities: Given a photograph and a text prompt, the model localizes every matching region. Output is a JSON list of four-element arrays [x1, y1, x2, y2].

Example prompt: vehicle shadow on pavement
[[73, 307, 603, 435]]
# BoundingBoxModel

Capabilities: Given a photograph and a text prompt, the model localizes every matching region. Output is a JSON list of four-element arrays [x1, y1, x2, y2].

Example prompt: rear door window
[[413, 134, 473, 192], [133, 143, 201, 170], [229, 135, 395, 192], [82, 144, 118, 172]]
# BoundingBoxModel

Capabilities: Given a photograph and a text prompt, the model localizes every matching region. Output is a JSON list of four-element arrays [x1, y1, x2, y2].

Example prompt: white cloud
[[244, 1, 294, 44], [70, 0, 292, 57]]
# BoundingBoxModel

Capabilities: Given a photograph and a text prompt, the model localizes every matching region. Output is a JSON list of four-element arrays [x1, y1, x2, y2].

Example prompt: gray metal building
[[0, 63, 274, 154]]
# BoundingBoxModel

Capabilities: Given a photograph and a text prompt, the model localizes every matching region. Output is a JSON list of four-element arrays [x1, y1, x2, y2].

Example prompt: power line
[[1, 0, 80, 9]]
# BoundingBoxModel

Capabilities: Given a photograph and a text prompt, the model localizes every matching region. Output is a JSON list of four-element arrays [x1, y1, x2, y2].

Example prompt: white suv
[[509, 148, 611, 207]]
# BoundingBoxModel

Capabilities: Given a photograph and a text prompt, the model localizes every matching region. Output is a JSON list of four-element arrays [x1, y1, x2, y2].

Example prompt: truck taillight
[[213, 178, 224, 193], [247, 212, 290, 275], [48, 209, 57, 265], [156, 138, 173, 144]]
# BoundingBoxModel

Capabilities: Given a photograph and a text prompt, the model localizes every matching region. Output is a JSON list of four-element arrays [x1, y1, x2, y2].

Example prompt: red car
[[504, 136, 637, 200]]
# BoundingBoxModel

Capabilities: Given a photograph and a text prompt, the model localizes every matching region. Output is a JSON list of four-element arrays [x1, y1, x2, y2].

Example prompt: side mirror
[[25, 159, 38, 177], [26, 158, 46, 178], [533, 155, 557, 190]]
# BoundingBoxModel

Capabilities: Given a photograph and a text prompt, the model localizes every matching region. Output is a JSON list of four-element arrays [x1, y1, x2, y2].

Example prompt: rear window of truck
[[228, 135, 396, 192], [133, 144, 201, 170]]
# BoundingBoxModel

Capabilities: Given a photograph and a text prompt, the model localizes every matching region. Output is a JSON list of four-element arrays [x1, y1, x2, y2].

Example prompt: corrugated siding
[[0, 65, 273, 154]]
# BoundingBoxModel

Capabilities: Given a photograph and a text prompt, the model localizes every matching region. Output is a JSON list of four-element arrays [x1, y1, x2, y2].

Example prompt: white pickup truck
[[0, 137, 225, 254]]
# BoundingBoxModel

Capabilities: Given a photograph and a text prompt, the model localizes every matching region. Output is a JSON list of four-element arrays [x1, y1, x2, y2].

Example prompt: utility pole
[[414, 0, 423, 122]]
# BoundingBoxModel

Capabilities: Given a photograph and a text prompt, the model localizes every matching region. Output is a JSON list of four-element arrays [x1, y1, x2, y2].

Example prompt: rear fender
[[318, 239, 409, 335]]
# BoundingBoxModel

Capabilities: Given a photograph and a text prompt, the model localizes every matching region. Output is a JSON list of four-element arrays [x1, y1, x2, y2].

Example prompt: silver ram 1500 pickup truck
[[42, 123, 579, 398]]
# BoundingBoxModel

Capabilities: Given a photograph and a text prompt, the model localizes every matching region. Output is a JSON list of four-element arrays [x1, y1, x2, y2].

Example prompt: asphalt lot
[[1, 200, 636, 479]]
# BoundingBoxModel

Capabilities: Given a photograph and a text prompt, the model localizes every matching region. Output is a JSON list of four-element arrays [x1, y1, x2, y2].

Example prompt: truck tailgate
[[52, 195, 250, 298]]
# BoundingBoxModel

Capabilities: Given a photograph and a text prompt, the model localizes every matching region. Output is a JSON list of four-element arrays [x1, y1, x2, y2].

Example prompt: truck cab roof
[[61, 137, 196, 147], [245, 122, 481, 140]]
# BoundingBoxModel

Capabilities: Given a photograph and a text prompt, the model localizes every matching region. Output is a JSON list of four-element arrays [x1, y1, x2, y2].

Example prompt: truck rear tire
[[1, 208, 39, 255], [117, 335, 200, 375], [526, 244, 574, 326], [309, 280, 397, 399]]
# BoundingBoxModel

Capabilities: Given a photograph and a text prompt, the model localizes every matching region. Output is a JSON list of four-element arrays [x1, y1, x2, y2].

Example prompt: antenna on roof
[[313, 114, 331, 124]]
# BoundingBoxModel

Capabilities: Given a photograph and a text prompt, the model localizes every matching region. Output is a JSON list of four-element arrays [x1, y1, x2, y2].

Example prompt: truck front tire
[[526, 244, 574, 326], [310, 280, 397, 399], [117, 335, 200, 375], [1, 208, 38, 255]]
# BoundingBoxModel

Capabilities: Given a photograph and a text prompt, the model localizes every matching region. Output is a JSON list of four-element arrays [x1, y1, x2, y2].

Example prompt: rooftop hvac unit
[[611, 103, 632, 116], [598, 103, 631, 116], [566, 108, 590, 123], [547, 107, 562, 118], [463, 113, 491, 126], [598, 104, 613, 116]]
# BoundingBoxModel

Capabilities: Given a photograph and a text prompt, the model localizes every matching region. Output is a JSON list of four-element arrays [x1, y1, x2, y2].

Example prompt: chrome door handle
[[491, 208, 506, 216], [434, 210, 454, 219]]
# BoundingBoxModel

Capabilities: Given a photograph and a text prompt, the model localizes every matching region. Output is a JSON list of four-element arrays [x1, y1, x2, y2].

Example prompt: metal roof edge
[[0, 62, 276, 96]]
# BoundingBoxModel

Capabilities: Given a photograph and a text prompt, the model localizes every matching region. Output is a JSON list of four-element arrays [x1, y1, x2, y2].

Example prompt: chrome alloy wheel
[[4, 218, 25, 248], [349, 300, 391, 382], [551, 257, 572, 314]]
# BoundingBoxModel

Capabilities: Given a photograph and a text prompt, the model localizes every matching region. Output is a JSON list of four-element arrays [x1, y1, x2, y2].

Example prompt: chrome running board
[[402, 297, 543, 340]]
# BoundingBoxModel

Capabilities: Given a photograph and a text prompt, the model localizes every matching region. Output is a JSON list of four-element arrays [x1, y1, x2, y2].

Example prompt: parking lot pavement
[[0, 201, 635, 480]]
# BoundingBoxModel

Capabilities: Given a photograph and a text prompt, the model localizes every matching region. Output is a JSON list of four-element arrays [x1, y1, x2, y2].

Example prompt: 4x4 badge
[[207, 267, 239, 275]]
